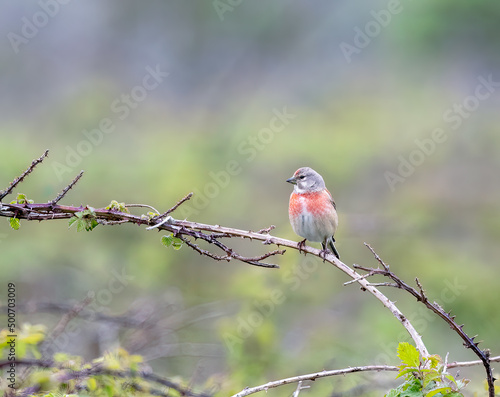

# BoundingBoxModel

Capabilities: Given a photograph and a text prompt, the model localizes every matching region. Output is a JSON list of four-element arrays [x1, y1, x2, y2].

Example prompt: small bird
[[287, 167, 340, 259]]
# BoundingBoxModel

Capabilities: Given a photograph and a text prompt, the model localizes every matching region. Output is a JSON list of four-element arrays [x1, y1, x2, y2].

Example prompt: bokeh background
[[1, 1, 500, 395]]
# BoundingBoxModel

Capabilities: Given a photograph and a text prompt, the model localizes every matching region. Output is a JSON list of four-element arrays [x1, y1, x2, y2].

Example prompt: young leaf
[[397, 342, 420, 368], [161, 234, 183, 250], [425, 386, 452, 397], [162, 234, 173, 247], [9, 217, 20, 230], [385, 389, 400, 397]]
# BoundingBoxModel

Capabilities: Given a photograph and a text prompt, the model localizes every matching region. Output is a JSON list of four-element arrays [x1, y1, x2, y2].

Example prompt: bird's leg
[[319, 242, 329, 262], [297, 238, 307, 254]]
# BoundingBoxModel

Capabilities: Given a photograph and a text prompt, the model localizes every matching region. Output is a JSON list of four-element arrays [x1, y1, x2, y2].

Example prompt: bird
[[286, 167, 340, 259]]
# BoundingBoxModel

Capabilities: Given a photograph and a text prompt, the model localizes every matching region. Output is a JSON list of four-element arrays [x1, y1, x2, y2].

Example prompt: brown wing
[[325, 189, 336, 210]]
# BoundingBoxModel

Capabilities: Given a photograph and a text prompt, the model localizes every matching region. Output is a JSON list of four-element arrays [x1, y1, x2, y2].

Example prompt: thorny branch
[[49, 170, 84, 205], [1, 151, 426, 355], [0, 149, 49, 200], [356, 243, 496, 397], [230, 356, 500, 397], [2, 151, 498, 397]]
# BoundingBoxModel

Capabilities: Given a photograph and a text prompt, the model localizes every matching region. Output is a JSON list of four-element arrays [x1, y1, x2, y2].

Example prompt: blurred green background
[[1, 1, 500, 395]]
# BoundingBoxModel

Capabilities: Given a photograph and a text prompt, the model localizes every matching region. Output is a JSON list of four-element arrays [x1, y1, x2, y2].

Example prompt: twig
[[231, 365, 398, 397], [125, 203, 160, 214], [156, 192, 193, 219], [49, 170, 84, 205], [0, 149, 49, 200], [292, 381, 309, 396], [0, 302, 149, 328], [176, 228, 283, 268], [257, 225, 275, 234], [362, 243, 496, 397], [230, 355, 500, 397], [448, 355, 500, 368], [47, 293, 93, 341]]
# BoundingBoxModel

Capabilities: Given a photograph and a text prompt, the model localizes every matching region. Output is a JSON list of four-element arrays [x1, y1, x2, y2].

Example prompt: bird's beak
[[286, 176, 297, 184]]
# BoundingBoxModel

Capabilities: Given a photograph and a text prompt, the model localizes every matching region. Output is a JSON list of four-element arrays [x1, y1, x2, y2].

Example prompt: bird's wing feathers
[[325, 189, 336, 210]]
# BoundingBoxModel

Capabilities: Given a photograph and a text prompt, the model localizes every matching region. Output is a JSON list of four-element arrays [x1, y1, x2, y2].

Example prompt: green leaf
[[397, 342, 420, 368], [162, 235, 173, 247], [425, 386, 452, 397], [161, 234, 183, 250], [10, 193, 33, 204], [386, 388, 400, 397], [69, 208, 98, 232], [396, 368, 420, 379], [68, 216, 79, 228], [9, 217, 20, 230], [423, 371, 441, 388], [106, 200, 129, 213], [425, 354, 442, 369], [171, 237, 183, 250]]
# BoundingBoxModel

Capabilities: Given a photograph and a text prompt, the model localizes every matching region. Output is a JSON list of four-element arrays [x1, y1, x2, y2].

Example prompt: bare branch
[[231, 355, 500, 397], [0, 301, 148, 328], [231, 365, 398, 397], [156, 192, 193, 219], [292, 381, 309, 396], [362, 243, 496, 397], [49, 170, 84, 205], [0, 199, 429, 354], [257, 225, 275, 234], [0, 149, 49, 200], [125, 203, 160, 214]]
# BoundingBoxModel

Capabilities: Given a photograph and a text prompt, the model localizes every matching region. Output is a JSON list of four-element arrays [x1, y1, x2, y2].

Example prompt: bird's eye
[[299, 175, 305, 180]]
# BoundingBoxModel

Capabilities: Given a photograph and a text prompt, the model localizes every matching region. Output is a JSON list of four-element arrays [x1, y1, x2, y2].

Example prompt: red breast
[[289, 190, 333, 218]]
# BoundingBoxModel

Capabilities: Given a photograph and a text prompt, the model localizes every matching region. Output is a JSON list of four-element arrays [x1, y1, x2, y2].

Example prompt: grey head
[[286, 167, 326, 193]]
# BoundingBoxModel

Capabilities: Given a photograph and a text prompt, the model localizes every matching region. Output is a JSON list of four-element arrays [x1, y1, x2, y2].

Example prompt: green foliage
[[9, 217, 20, 230], [0, 323, 46, 359], [8, 194, 34, 230], [9, 193, 34, 205], [387, 343, 469, 397], [68, 206, 99, 232], [105, 200, 129, 213], [161, 233, 183, 250], [0, 324, 198, 397]]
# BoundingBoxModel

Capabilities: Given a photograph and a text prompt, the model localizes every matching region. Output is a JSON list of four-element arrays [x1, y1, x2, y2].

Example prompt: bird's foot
[[297, 239, 307, 255], [319, 248, 330, 262]]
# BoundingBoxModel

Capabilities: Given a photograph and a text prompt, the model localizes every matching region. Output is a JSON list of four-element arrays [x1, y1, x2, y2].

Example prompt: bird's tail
[[328, 237, 340, 259]]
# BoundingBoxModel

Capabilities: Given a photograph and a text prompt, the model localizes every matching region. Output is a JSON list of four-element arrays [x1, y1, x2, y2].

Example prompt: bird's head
[[286, 167, 326, 193]]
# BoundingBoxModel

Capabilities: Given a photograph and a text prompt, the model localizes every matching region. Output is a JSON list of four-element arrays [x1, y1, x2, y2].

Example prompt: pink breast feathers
[[290, 191, 331, 217]]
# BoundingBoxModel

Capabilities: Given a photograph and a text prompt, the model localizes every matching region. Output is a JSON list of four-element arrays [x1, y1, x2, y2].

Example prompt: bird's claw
[[297, 239, 307, 255], [319, 248, 330, 262]]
